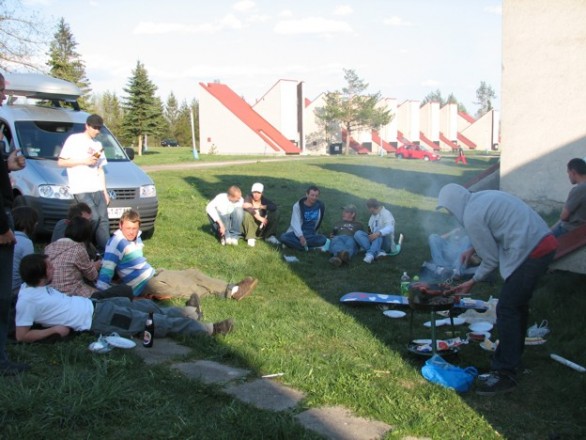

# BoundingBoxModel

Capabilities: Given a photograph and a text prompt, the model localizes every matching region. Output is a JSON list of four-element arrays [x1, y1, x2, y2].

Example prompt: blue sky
[[22, 0, 502, 113]]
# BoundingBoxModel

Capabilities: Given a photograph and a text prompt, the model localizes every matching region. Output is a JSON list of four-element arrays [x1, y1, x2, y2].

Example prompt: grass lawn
[[2, 154, 585, 439]]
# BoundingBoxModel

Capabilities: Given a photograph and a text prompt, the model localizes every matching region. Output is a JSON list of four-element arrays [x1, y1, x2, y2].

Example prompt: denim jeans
[[74, 191, 110, 253], [209, 208, 243, 241], [279, 231, 327, 250], [491, 251, 555, 375], [428, 233, 470, 269], [330, 235, 358, 257], [354, 230, 394, 256]]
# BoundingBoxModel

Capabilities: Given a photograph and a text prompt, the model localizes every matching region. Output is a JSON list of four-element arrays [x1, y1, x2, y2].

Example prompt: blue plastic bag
[[421, 355, 478, 392]]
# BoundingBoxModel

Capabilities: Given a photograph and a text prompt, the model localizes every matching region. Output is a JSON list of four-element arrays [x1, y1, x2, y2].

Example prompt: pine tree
[[94, 91, 125, 142], [122, 61, 164, 155], [474, 81, 497, 118], [46, 17, 92, 109]]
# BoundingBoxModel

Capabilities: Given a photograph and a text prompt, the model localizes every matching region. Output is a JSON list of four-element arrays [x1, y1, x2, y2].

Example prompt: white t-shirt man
[[59, 133, 107, 194]]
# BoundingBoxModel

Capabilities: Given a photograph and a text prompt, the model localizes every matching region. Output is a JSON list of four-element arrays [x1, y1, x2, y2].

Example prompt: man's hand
[[460, 247, 476, 267], [299, 235, 307, 247], [218, 222, 226, 237], [0, 230, 16, 246], [368, 231, 381, 242], [7, 149, 25, 171], [450, 278, 475, 294]]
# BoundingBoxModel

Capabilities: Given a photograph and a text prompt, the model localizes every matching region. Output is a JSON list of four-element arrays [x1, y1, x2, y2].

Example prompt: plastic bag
[[421, 355, 478, 392]]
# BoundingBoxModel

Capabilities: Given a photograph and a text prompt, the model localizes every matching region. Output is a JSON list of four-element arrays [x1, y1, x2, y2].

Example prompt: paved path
[[140, 156, 310, 173], [133, 338, 393, 440]]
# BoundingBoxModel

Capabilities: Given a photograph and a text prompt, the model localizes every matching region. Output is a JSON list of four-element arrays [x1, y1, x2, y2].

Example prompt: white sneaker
[[363, 253, 374, 264], [247, 238, 256, 247], [226, 237, 239, 246], [220, 237, 226, 246], [266, 235, 281, 245], [376, 251, 387, 259]]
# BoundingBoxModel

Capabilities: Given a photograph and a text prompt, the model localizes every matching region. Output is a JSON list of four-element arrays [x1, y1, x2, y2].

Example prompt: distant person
[[45, 217, 132, 300], [242, 182, 280, 247], [97, 209, 257, 301], [57, 114, 110, 253], [0, 72, 30, 375], [206, 185, 243, 246], [11, 206, 38, 295], [354, 198, 402, 264], [551, 158, 586, 237], [51, 202, 99, 260], [438, 183, 557, 396], [327, 205, 364, 267], [279, 185, 328, 251], [455, 145, 468, 165], [14, 254, 235, 343]]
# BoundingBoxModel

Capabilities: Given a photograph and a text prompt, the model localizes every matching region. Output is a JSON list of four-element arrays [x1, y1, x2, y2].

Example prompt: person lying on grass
[[15, 254, 234, 344], [96, 209, 257, 301]]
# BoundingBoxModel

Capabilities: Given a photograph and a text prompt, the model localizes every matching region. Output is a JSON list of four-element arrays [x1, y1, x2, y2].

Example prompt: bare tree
[[0, 0, 45, 70]]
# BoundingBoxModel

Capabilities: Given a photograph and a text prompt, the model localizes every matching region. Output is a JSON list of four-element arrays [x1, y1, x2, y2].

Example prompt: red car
[[395, 145, 441, 161]]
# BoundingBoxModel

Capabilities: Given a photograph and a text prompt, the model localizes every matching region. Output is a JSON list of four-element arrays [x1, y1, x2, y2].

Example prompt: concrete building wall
[[500, 0, 586, 211], [397, 100, 420, 142], [379, 97, 398, 144], [461, 110, 498, 152], [253, 79, 299, 146], [303, 93, 330, 155], [439, 103, 458, 140], [420, 102, 440, 142]]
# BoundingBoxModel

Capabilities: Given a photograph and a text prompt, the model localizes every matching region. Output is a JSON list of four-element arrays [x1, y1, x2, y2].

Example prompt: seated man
[[354, 198, 402, 264], [551, 158, 586, 237], [51, 202, 99, 260], [15, 254, 234, 343], [97, 209, 257, 301], [328, 204, 364, 267], [279, 185, 328, 251], [423, 227, 480, 280], [242, 182, 280, 247], [206, 185, 243, 246], [45, 217, 133, 300]]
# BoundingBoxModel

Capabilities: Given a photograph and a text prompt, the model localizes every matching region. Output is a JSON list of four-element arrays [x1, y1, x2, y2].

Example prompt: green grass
[[3, 154, 585, 439]]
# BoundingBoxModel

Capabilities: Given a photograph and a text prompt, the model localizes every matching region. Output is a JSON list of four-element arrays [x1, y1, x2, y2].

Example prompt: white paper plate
[[469, 321, 494, 332], [105, 335, 136, 349], [412, 339, 432, 345], [383, 310, 406, 319]]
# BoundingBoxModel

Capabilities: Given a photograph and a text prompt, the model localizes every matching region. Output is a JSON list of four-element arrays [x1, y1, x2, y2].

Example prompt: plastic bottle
[[400, 272, 411, 296], [143, 312, 155, 348]]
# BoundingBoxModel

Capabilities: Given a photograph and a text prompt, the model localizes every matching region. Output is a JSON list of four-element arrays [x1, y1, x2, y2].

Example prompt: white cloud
[[274, 17, 352, 35], [421, 79, 440, 87], [383, 16, 413, 27], [133, 14, 244, 35], [279, 9, 293, 18], [333, 5, 353, 16], [484, 5, 502, 15], [247, 14, 271, 23], [233, 0, 255, 12]]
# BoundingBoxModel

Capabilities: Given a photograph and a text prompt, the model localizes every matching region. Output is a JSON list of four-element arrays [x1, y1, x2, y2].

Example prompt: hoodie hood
[[437, 183, 471, 224]]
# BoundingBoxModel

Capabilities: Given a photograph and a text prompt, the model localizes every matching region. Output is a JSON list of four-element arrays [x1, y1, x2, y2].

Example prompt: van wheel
[[13, 195, 27, 207], [141, 227, 155, 240]]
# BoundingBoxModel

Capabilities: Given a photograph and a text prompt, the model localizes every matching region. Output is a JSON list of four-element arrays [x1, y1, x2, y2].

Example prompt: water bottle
[[400, 272, 411, 296], [143, 312, 155, 348]]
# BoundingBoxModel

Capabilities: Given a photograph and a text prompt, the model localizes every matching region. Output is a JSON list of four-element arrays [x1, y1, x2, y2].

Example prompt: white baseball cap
[[251, 182, 264, 193]]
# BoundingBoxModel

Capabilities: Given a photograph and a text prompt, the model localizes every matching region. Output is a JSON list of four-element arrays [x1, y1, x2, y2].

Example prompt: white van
[[0, 73, 158, 237]]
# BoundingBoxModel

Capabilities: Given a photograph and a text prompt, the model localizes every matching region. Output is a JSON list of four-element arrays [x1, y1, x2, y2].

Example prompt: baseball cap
[[342, 204, 357, 213], [251, 182, 264, 193]]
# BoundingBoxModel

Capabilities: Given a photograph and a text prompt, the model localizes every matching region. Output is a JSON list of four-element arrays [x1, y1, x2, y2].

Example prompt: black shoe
[[212, 319, 235, 336], [329, 256, 342, 267], [475, 371, 517, 396], [185, 293, 203, 320], [0, 360, 30, 376]]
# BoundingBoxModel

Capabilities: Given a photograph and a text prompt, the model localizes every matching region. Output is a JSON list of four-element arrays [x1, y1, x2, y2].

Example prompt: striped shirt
[[96, 230, 155, 295]]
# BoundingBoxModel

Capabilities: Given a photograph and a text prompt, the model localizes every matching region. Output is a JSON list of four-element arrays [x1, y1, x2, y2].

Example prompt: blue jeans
[[428, 233, 471, 269], [491, 251, 555, 375], [354, 230, 394, 256], [209, 208, 243, 241], [330, 235, 358, 257], [279, 231, 327, 251], [74, 191, 110, 253], [0, 211, 14, 362]]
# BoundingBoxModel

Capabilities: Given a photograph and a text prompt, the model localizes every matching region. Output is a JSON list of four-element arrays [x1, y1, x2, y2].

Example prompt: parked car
[[160, 138, 178, 147], [395, 145, 441, 161], [1, 73, 158, 238]]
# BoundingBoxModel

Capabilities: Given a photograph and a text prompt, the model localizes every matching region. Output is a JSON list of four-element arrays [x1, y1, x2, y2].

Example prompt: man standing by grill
[[58, 114, 110, 254]]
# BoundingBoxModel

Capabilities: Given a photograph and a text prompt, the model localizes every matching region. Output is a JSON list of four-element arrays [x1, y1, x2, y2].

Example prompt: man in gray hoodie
[[437, 183, 558, 395]]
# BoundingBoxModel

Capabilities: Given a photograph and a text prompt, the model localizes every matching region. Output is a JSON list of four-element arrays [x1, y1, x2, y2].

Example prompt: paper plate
[[525, 337, 546, 346], [383, 310, 406, 319], [105, 335, 136, 349], [469, 321, 494, 332], [412, 339, 432, 345]]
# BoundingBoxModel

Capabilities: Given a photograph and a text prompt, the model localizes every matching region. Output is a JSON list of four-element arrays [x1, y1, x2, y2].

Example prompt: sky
[[20, 0, 502, 114]]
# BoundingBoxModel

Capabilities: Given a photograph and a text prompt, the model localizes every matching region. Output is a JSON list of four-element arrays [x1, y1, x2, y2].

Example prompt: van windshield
[[15, 121, 129, 161]]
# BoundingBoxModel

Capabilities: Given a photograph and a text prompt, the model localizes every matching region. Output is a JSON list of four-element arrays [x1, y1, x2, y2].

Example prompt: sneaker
[[363, 253, 374, 264], [220, 237, 226, 246], [376, 251, 387, 259], [329, 256, 342, 267], [265, 235, 281, 245], [232, 277, 258, 301], [339, 251, 351, 264], [475, 371, 517, 396], [0, 360, 30, 376], [226, 237, 239, 246], [320, 238, 331, 252], [212, 318, 235, 336], [247, 238, 256, 247], [185, 294, 203, 320]]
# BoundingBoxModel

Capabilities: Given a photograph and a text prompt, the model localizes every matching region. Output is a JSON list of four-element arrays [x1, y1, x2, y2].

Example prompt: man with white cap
[[242, 182, 280, 247], [437, 183, 557, 395]]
